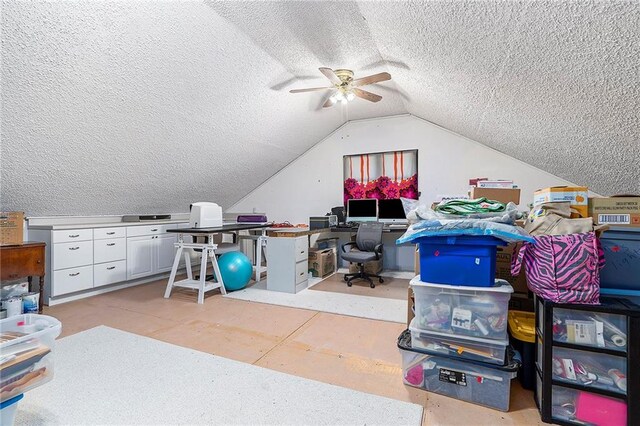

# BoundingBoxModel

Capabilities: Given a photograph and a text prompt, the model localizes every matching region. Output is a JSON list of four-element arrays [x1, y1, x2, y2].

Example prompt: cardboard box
[[308, 248, 335, 278], [470, 187, 521, 205], [533, 186, 589, 218], [347, 250, 383, 274], [589, 196, 640, 227], [496, 243, 528, 295], [0, 212, 24, 245]]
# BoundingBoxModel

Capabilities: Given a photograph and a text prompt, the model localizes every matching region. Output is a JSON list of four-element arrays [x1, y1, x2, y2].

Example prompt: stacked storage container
[[0, 314, 61, 425], [399, 235, 520, 411]]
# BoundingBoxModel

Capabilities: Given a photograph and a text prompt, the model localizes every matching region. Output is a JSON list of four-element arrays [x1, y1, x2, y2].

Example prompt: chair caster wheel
[[379, 278, 384, 283], [370, 283, 376, 288], [347, 282, 353, 287], [343, 276, 349, 282]]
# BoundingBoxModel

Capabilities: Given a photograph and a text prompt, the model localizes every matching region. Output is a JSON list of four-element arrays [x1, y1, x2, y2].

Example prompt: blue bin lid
[[0, 394, 23, 410], [416, 235, 507, 246]]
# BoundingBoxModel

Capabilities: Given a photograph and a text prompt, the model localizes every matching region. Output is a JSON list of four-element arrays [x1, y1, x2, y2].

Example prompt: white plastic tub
[[410, 277, 513, 341], [1, 314, 62, 403], [0, 394, 23, 426], [409, 318, 508, 365], [398, 330, 519, 411]]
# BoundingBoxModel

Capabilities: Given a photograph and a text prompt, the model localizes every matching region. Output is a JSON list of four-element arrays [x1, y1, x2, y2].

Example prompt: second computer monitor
[[378, 198, 408, 224], [346, 198, 378, 223]]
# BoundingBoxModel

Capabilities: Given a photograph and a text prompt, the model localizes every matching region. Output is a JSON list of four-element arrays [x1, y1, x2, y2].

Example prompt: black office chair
[[341, 222, 384, 288]]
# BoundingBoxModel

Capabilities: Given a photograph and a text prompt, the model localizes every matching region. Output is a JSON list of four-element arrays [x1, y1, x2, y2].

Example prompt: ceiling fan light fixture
[[346, 91, 356, 101]]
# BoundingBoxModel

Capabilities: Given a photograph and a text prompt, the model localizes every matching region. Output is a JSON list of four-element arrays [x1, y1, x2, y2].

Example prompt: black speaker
[[331, 206, 345, 224]]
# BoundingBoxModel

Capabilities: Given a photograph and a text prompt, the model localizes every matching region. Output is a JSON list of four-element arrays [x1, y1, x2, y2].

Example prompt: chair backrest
[[356, 222, 384, 252]]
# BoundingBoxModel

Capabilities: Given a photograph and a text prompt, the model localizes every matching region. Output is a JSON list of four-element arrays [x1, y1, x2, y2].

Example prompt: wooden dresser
[[0, 241, 46, 313]]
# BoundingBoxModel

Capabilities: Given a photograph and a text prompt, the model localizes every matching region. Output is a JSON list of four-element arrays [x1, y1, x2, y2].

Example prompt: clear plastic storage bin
[[398, 330, 519, 411], [0, 314, 62, 403], [552, 308, 627, 352], [409, 318, 508, 365], [551, 386, 626, 426], [552, 346, 627, 395], [410, 277, 513, 341]]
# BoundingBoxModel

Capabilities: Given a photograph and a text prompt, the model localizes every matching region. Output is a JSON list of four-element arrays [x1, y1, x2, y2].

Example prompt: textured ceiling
[[1, 1, 638, 216]]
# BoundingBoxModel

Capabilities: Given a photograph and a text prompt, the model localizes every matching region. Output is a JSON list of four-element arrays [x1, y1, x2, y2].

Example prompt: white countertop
[[28, 219, 189, 230]]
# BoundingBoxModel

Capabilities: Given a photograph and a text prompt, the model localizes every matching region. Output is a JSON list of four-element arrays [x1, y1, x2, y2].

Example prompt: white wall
[[228, 114, 583, 223]]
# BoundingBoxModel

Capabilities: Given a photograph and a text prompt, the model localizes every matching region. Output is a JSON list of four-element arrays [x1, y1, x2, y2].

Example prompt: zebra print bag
[[511, 232, 605, 304]]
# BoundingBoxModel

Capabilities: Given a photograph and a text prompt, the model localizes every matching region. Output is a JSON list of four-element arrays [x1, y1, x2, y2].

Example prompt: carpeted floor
[[16, 326, 423, 426], [309, 273, 409, 301]]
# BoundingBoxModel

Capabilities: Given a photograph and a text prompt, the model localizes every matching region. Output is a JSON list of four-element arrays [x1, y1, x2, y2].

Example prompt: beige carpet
[[309, 273, 409, 301]]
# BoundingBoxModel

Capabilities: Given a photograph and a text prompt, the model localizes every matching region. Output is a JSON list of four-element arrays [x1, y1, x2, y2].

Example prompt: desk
[[164, 223, 272, 303], [330, 225, 409, 233], [0, 242, 46, 313]]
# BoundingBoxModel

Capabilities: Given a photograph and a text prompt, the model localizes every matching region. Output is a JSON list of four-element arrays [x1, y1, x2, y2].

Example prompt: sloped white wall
[[228, 114, 583, 223]]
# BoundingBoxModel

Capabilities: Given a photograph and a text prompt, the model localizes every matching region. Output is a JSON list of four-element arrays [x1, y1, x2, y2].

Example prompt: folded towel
[[435, 198, 506, 215]]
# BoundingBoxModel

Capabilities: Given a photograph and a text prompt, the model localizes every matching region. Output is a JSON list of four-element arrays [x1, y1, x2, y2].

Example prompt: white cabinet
[[126, 230, 178, 280], [126, 236, 155, 280], [156, 234, 178, 273], [266, 236, 309, 293], [29, 221, 187, 304]]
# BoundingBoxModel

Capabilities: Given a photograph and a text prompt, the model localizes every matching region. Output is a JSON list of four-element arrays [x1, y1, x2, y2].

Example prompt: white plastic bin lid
[[409, 318, 509, 346], [410, 276, 514, 293]]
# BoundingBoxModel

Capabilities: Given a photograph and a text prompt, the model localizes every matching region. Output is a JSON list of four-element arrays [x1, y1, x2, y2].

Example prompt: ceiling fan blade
[[289, 87, 332, 93], [319, 67, 341, 85], [322, 94, 337, 108], [352, 72, 391, 87], [352, 88, 382, 103]]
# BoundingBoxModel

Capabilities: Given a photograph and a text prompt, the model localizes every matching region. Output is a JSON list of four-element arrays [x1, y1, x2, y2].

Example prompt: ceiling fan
[[289, 67, 391, 108]]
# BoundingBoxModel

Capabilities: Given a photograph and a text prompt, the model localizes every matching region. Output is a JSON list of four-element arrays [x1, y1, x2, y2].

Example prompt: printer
[[189, 202, 223, 228]]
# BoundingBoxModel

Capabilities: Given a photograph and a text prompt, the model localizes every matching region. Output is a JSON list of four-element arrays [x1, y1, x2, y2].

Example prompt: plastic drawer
[[552, 346, 627, 395], [0, 314, 62, 403], [409, 319, 508, 365], [551, 386, 626, 426], [410, 277, 513, 341], [398, 330, 519, 412], [552, 308, 627, 352]]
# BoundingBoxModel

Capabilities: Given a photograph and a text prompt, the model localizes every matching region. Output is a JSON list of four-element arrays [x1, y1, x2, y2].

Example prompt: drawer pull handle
[[107, 232, 116, 235], [107, 266, 116, 270], [151, 228, 158, 232], [107, 243, 116, 246], [69, 234, 80, 238], [69, 246, 80, 250], [69, 272, 80, 277]]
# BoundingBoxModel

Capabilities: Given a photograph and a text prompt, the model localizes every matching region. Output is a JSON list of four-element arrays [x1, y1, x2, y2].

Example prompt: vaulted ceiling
[[2, 1, 638, 215]]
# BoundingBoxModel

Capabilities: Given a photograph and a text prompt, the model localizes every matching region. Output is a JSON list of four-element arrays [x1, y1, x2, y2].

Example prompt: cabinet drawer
[[53, 241, 93, 270], [94, 260, 127, 287], [295, 237, 308, 262], [295, 260, 308, 284], [94, 227, 126, 240], [52, 265, 93, 296], [126, 224, 168, 237], [94, 238, 126, 263], [52, 228, 93, 243]]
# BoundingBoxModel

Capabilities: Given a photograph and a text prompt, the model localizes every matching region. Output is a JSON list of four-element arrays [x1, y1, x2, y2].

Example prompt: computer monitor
[[346, 199, 378, 223], [378, 198, 408, 224]]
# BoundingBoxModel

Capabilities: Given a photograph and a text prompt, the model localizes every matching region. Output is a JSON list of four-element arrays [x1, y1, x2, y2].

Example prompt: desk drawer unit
[[52, 228, 93, 244], [295, 237, 308, 262], [295, 260, 308, 284], [94, 260, 127, 287], [126, 225, 168, 237], [94, 238, 126, 264], [53, 240, 93, 270], [94, 227, 126, 240], [53, 265, 94, 295]]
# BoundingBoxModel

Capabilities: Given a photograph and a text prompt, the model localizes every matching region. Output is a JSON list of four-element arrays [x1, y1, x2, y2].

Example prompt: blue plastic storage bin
[[418, 236, 506, 287], [599, 227, 640, 296]]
